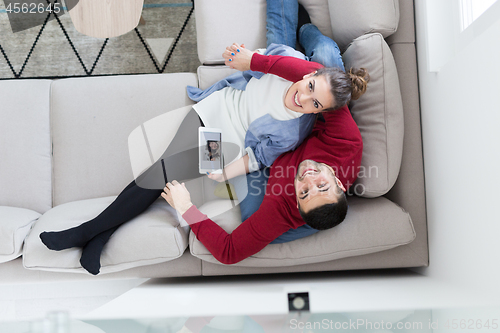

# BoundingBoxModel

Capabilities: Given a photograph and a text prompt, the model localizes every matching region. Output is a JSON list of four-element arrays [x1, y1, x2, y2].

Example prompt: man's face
[[294, 160, 346, 213]]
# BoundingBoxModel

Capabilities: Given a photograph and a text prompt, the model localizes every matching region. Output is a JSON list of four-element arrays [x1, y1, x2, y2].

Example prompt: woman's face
[[284, 72, 335, 114], [209, 142, 219, 150]]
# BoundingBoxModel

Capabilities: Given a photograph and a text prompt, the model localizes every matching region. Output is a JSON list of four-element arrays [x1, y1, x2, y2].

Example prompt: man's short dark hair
[[298, 192, 348, 230]]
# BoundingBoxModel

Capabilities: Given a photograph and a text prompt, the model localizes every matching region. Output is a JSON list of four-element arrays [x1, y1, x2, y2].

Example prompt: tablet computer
[[199, 127, 223, 174]]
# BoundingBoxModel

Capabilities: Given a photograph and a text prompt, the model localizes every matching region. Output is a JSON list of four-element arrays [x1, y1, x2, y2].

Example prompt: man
[[162, 91, 363, 265]]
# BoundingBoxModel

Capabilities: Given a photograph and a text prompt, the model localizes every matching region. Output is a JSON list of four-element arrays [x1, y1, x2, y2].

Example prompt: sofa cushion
[[23, 197, 189, 274], [343, 33, 404, 198], [327, 0, 400, 52], [189, 197, 415, 266], [0, 207, 40, 263], [0, 80, 52, 214]]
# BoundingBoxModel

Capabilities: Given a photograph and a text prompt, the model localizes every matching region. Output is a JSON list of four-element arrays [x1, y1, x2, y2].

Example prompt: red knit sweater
[[183, 54, 363, 264]]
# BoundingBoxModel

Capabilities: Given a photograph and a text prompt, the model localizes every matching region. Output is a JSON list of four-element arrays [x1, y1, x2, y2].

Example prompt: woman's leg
[[79, 226, 119, 275], [298, 23, 345, 70], [40, 109, 201, 252], [77, 110, 203, 274], [265, 0, 298, 48], [40, 178, 164, 251]]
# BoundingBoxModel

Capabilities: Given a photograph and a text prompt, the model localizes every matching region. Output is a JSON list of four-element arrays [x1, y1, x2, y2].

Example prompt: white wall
[[414, 0, 500, 297]]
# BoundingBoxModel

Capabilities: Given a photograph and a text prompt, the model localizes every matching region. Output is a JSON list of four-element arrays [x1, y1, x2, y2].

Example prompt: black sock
[[79, 227, 118, 275], [40, 180, 162, 251]]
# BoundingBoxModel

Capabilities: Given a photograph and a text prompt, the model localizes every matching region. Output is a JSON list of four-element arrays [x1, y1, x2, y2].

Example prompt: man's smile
[[301, 168, 318, 178]]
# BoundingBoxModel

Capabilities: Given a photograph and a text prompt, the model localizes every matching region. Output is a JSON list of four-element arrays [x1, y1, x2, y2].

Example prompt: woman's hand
[[207, 154, 250, 182], [161, 180, 193, 215], [207, 172, 226, 183], [223, 43, 255, 71]]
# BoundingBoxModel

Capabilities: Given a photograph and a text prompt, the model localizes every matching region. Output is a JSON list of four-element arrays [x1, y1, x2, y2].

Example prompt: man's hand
[[161, 180, 193, 215], [223, 43, 255, 71]]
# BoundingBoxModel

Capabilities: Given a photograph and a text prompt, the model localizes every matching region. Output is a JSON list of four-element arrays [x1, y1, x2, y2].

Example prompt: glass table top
[[2, 306, 499, 333]]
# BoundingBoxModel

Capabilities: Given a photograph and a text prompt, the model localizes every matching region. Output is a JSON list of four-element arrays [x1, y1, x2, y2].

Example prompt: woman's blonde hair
[[314, 67, 370, 110]]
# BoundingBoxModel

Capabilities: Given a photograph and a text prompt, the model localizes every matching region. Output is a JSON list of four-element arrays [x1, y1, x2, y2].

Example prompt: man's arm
[[183, 198, 288, 264], [162, 181, 290, 264]]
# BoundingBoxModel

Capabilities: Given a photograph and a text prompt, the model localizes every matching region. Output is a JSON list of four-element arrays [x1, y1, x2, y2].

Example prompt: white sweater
[[193, 73, 302, 171]]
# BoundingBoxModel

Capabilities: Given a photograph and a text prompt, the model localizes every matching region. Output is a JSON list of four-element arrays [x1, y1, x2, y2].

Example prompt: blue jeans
[[266, 0, 298, 49], [299, 24, 345, 70], [266, 0, 345, 70]]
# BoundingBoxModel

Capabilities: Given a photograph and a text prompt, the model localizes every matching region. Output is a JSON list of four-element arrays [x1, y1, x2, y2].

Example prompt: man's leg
[[266, 0, 298, 48], [299, 23, 345, 70]]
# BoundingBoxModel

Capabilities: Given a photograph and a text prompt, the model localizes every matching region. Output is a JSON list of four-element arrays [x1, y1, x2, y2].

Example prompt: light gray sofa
[[0, 0, 428, 279]]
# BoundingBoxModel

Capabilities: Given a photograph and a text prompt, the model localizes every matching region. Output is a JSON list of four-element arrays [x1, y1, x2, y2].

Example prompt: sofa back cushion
[[195, 0, 338, 65], [50, 73, 198, 206], [343, 33, 404, 197], [0, 80, 53, 213], [195, 0, 267, 65], [327, 0, 400, 52]]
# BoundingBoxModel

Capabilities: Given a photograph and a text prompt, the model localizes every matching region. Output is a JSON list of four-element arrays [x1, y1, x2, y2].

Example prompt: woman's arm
[[224, 43, 323, 82], [207, 154, 249, 182], [250, 53, 323, 82]]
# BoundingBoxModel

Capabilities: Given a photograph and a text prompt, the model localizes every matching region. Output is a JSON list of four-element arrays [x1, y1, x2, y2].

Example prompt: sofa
[[0, 0, 428, 279]]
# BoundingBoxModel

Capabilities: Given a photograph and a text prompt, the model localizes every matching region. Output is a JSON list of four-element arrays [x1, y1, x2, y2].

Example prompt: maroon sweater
[[182, 54, 363, 264]]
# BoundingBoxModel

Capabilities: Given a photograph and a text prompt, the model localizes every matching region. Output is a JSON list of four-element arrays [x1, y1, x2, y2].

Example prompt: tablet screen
[[199, 130, 222, 171]]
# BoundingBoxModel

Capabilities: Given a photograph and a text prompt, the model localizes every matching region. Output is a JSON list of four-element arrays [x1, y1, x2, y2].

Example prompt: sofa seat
[[23, 196, 190, 274], [189, 197, 415, 267]]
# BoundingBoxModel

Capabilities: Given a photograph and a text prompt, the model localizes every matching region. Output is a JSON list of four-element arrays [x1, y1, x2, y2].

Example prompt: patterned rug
[[0, 0, 200, 79]]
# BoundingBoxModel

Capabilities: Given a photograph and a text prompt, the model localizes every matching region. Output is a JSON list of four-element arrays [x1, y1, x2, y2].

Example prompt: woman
[[40, 2, 369, 275]]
